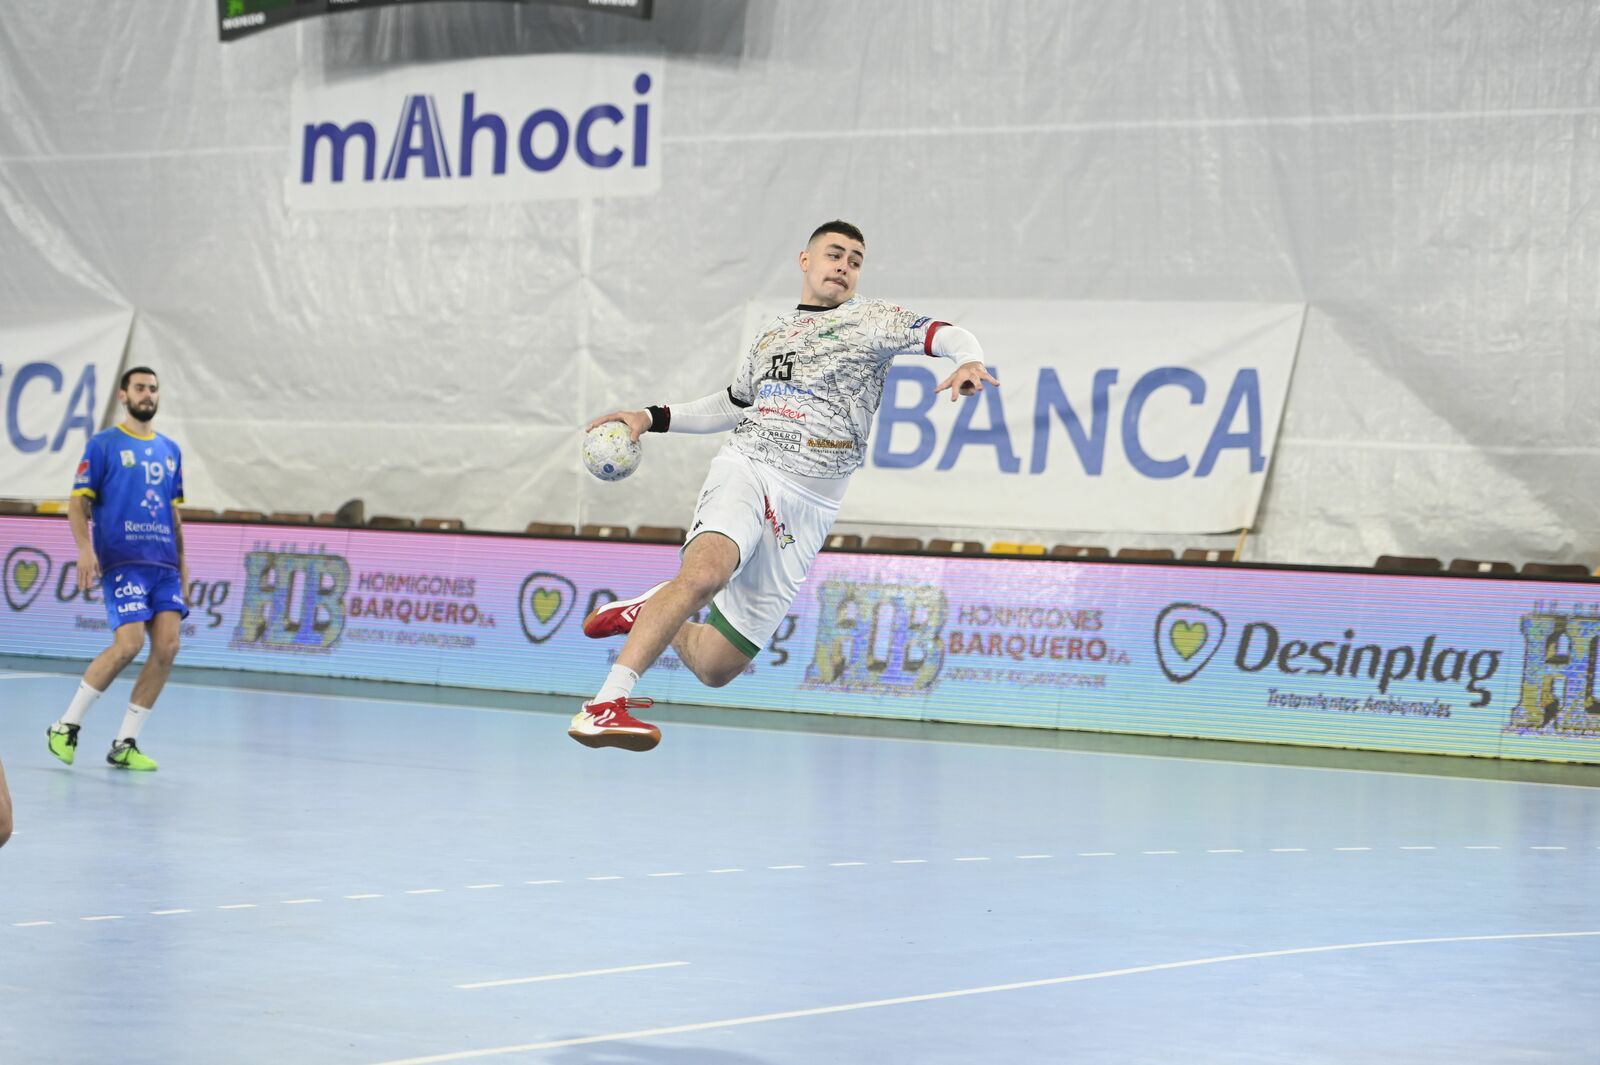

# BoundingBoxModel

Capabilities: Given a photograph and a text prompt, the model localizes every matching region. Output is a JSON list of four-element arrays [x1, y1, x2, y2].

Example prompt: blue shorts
[[103, 564, 190, 631]]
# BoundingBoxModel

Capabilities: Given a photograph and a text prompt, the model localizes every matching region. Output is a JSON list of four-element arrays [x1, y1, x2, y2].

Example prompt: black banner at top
[[218, 0, 653, 43]]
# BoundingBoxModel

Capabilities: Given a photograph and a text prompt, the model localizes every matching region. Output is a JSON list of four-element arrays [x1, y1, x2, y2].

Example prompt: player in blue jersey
[[46, 367, 190, 772]]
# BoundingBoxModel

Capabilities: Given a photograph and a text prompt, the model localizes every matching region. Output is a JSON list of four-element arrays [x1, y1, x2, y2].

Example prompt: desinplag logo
[[1153, 602, 1503, 707]]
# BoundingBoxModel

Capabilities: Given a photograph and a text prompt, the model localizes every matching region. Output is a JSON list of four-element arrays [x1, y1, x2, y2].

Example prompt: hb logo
[[1154, 603, 1228, 683], [1511, 612, 1600, 735], [3, 546, 51, 611], [807, 580, 945, 691], [233, 551, 350, 652]]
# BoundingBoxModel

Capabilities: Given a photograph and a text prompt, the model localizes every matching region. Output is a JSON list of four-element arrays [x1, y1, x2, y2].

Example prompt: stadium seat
[[865, 535, 923, 551], [989, 542, 1046, 555], [367, 515, 417, 529], [419, 517, 465, 531], [176, 507, 220, 521], [1446, 558, 1515, 575], [220, 509, 266, 522], [313, 512, 339, 525], [634, 524, 686, 543], [1050, 544, 1110, 558], [1115, 548, 1177, 561], [580, 524, 631, 539], [927, 538, 984, 554], [269, 511, 314, 524], [525, 521, 577, 536], [0, 499, 34, 514], [333, 498, 366, 526], [1520, 561, 1592, 578], [1373, 554, 1443, 572], [823, 533, 862, 550], [1181, 548, 1236, 562]]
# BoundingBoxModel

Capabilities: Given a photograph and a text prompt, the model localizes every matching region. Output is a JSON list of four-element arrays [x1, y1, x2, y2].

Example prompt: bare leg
[[670, 621, 754, 688], [83, 622, 148, 692], [0, 752, 12, 848], [617, 534, 741, 681], [128, 611, 182, 709]]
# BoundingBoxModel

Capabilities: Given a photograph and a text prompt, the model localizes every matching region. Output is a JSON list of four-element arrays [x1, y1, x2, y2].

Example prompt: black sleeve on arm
[[646, 405, 671, 433], [726, 386, 752, 409]]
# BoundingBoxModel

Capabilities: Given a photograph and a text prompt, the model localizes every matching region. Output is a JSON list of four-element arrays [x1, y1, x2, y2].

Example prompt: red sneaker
[[582, 582, 669, 639], [568, 697, 662, 751]]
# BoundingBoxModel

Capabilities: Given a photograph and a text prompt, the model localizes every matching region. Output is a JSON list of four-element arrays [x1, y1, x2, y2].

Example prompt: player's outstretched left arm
[[925, 322, 999, 402], [585, 409, 652, 441]]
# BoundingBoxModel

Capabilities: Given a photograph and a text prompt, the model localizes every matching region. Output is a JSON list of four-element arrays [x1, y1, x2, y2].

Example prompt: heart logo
[[532, 588, 562, 624], [3, 546, 52, 611], [518, 571, 577, 644], [1170, 620, 1207, 660], [1154, 603, 1227, 683]]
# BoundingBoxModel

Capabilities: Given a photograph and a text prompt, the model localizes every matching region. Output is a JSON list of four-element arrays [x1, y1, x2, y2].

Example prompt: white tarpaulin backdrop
[[0, 313, 133, 498], [2, 2, 1597, 564]]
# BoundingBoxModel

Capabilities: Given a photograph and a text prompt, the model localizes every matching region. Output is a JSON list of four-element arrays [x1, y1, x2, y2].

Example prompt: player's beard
[[126, 400, 157, 423]]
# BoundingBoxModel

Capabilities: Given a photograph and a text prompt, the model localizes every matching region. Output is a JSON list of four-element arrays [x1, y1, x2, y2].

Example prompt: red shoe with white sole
[[582, 582, 669, 638], [568, 697, 662, 752]]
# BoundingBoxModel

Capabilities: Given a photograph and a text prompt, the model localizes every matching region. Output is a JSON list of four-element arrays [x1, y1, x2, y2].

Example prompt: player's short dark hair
[[120, 366, 157, 391], [809, 220, 865, 249]]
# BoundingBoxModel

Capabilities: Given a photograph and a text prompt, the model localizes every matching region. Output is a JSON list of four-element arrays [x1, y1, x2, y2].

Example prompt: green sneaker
[[47, 723, 80, 765], [106, 739, 158, 771]]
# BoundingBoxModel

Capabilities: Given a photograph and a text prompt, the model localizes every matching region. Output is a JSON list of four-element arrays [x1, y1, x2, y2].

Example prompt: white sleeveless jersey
[[725, 297, 949, 479]]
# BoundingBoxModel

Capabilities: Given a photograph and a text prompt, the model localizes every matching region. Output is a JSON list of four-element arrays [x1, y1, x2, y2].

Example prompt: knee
[[673, 570, 724, 607], [150, 635, 180, 666], [702, 663, 746, 689], [109, 638, 141, 668]]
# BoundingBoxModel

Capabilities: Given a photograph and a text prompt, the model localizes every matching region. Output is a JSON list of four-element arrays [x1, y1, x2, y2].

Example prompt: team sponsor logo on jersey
[[166, 456, 177, 474], [763, 496, 795, 549], [805, 438, 853, 450], [757, 427, 801, 452], [910, 316, 931, 330], [76, 459, 90, 478], [120, 450, 136, 467], [757, 404, 806, 422]]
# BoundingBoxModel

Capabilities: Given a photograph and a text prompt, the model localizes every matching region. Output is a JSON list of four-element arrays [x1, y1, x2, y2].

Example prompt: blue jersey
[[71, 425, 187, 572]]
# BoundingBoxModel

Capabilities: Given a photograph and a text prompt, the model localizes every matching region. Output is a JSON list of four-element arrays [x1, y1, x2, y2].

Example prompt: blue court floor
[[1, 665, 1598, 1065]]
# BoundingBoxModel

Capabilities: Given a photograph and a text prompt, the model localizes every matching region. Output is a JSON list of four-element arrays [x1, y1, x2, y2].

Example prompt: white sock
[[58, 681, 103, 728], [118, 703, 153, 744], [593, 665, 639, 705]]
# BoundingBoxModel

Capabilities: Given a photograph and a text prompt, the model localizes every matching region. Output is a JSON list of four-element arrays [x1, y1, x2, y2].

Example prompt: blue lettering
[[518, 109, 570, 173], [577, 104, 624, 168], [51, 364, 98, 454], [1031, 367, 1116, 475], [7, 362, 63, 455], [302, 121, 376, 183], [1195, 368, 1266, 476], [383, 94, 452, 181], [937, 368, 1019, 473], [1123, 367, 1203, 479], [459, 92, 507, 177], [632, 73, 651, 167], [872, 366, 938, 469]]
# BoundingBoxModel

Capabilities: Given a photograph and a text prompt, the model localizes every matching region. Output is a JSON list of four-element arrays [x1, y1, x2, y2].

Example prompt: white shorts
[[685, 450, 840, 655]]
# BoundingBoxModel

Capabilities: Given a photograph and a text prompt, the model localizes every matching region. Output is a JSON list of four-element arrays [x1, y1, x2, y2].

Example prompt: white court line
[[1531, 846, 1568, 851], [1206, 849, 1244, 854], [524, 880, 562, 886], [14, 920, 54, 927], [647, 872, 686, 878], [369, 931, 1600, 1065], [1270, 848, 1307, 853], [1335, 847, 1371, 852], [954, 857, 990, 862], [407, 889, 445, 895], [707, 869, 743, 874], [151, 909, 191, 916], [456, 961, 690, 990], [218, 904, 256, 911], [283, 899, 321, 905], [345, 894, 383, 900], [465, 884, 502, 890], [768, 865, 804, 870], [81, 915, 124, 921], [891, 859, 927, 865], [1465, 846, 1501, 850], [1142, 851, 1178, 856], [1401, 846, 1436, 851], [1017, 854, 1052, 860], [829, 862, 867, 867], [586, 876, 623, 882], [1079, 852, 1115, 857], [0, 673, 57, 681]]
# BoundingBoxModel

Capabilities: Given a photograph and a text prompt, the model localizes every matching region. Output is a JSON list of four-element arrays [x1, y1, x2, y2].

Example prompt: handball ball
[[582, 422, 642, 482]]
